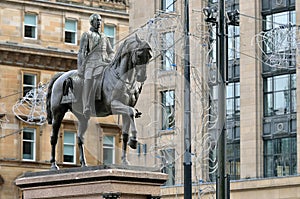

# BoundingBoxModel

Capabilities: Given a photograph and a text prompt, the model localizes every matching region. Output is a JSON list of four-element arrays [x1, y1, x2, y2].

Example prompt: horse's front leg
[[121, 115, 130, 165], [76, 115, 89, 167], [111, 100, 139, 152]]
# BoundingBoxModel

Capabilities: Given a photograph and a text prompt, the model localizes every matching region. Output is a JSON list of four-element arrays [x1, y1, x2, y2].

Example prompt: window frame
[[24, 13, 37, 39], [161, 31, 176, 71], [262, 10, 296, 72], [263, 73, 296, 117], [161, 90, 175, 130], [22, 128, 36, 161], [64, 19, 77, 45], [161, 0, 175, 12], [63, 131, 77, 164], [104, 24, 116, 49], [160, 148, 175, 186], [103, 135, 116, 164], [263, 136, 297, 177], [21, 70, 40, 98]]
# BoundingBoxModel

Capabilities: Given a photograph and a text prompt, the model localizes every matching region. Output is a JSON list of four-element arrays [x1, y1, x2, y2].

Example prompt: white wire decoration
[[12, 83, 48, 125], [253, 25, 297, 69]]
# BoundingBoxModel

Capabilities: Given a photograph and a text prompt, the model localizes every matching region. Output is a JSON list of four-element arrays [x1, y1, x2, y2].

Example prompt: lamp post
[[216, 0, 226, 198], [183, 0, 192, 198], [203, 1, 239, 199]]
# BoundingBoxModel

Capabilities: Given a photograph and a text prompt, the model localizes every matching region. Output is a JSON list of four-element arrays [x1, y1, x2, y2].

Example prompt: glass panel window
[[104, 25, 115, 48], [161, 31, 175, 71], [228, 25, 240, 61], [24, 13, 37, 39], [226, 82, 240, 119], [161, 0, 175, 12], [162, 90, 175, 130], [262, 11, 296, 70], [160, 148, 175, 186], [103, 135, 115, 164], [63, 131, 76, 164], [226, 142, 240, 180], [263, 74, 296, 116], [22, 128, 36, 161], [23, 73, 37, 97], [65, 19, 77, 44], [264, 137, 297, 177]]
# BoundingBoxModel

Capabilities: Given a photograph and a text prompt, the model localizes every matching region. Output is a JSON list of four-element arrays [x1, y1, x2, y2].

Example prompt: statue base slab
[[15, 165, 168, 199]]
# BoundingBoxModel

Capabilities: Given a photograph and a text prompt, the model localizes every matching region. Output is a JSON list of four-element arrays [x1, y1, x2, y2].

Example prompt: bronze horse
[[46, 35, 152, 170]]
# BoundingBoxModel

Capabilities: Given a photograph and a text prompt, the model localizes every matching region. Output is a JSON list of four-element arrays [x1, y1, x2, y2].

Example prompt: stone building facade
[[0, 0, 128, 198], [129, 0, 300, 198]]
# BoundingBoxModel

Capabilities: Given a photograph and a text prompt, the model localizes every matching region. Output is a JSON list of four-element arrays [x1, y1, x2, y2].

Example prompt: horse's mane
[[110, 36, 137, 68], [109, 35, 152, 69]]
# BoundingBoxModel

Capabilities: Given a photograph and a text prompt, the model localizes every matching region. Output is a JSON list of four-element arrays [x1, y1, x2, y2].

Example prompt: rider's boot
[[82, 79, 93, 119]]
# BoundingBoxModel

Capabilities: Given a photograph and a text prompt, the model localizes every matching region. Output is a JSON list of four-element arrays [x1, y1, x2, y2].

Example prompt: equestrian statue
[[46, 13, 152, 170]]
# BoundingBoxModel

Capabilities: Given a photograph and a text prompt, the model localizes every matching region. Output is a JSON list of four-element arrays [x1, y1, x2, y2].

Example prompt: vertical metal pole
[[183, 0, 192, 199], [227, 174, 231, 199], [216, 0, 227, 198]]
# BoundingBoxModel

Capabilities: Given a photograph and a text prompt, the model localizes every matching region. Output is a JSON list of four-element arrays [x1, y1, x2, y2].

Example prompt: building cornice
[[4, 0, 129, 19], [0, 42, 77, 71]]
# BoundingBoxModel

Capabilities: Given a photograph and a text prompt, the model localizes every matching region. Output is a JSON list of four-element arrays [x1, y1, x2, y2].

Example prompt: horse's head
[[132, 34, 152, 82]]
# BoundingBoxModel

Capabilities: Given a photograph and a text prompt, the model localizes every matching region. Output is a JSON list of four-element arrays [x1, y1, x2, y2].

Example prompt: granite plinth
[[15, 165, 168, 199]]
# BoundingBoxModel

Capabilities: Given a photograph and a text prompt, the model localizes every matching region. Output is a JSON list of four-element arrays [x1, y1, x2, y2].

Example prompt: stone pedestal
[[15, 165, 168, 199]]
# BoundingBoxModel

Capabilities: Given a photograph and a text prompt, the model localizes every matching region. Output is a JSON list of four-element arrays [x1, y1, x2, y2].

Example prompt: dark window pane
[[64, 155, 74, 163], [23, 142, 34, 160], [65, 31, 74, 43], [24, 25, 35, 38]]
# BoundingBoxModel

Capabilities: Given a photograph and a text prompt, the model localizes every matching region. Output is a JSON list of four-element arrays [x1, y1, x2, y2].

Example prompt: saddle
[[61, 70, 104, 104]]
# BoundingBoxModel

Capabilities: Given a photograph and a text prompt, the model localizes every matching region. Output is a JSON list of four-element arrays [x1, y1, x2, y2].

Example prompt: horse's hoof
[[50, 163, 59, 171], [122, 158, 130, 165], [81, 163, 88, 168], [128, 137, 137, 149]]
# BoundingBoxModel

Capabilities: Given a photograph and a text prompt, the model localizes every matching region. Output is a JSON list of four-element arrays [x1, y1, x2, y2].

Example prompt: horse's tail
[[46, 72, 64, 124]]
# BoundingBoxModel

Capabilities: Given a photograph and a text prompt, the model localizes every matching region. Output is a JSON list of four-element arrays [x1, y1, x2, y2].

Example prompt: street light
[[227, 9, 240, 26], [203, 7, 217, 24]]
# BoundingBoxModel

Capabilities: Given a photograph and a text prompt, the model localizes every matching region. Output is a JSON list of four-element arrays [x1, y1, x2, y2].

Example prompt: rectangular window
[[22, 128, 36, 161], [104, 25, 115, 48], [262, 11, 296, 71], [263, 74, 296, 116], [161, 148, 175, 186], [63, 131, 76, 164], [23, 73, 37, 97], [226, 82, 240, 119], [161, 90, 175, 130], [24, 13, 37, 39], [103, 135, 115, 164], [264, 137, 297, 177], [161, 0, 175, 12], [161, 31, 175, 71], [226, 142, 240, 180], [65, 19, 77, 44]]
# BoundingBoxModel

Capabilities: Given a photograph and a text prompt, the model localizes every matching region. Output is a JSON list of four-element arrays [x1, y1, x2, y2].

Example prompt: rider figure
[[77, 13, 114, 119]]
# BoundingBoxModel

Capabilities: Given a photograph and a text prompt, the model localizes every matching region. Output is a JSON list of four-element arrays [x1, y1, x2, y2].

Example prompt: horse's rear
[[46, 70, 78, 170]]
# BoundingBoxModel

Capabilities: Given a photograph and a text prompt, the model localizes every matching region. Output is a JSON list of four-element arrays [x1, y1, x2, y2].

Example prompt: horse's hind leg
[[74, 114, 89, 167], [50, 109, 66, 170]]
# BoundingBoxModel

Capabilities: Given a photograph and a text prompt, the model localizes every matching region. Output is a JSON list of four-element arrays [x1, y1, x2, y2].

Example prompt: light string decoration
[[12, 83, 48, 125]]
